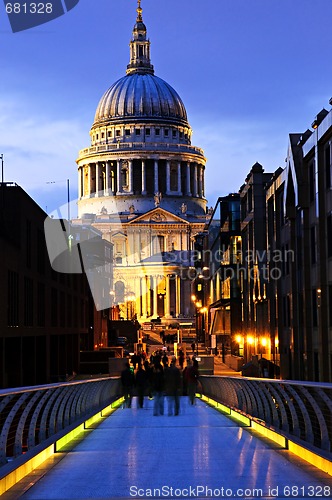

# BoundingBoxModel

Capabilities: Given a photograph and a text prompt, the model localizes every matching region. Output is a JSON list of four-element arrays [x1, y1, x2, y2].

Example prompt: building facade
[[0, 183, 93, 388], [204, 195, 242, 356], [202, 104, 332, 382], [73, 3, 208, 322], [279, 106, 332, 381]]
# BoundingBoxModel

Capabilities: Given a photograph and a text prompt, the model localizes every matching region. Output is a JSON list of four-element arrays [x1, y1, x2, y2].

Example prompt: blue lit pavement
[[8, 398, 332, 499]]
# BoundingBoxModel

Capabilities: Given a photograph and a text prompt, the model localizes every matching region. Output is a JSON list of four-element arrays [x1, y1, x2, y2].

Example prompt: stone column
[[201, 168, 205, 197], [141, 160, 147, 195], [95, 161, 100, 197], [116, 160, 121, 194], [165, 275, 171, 317], [88, 164, 92, 196], [153, 275, 158, 317], [105, 161, 110, 195], [147, 276, 151, 317], [128, 159, 133, 194], [197, 165, 202, 197], [175, 275, 180, 317], [186, 162, 191, 196], [78, 168, 82, 199], [166, 160, 171, 194], [154, 159, 159, 193], [177, 162, 182, 194], [141, 276, 147, 317], [194, 163, 198, 197]]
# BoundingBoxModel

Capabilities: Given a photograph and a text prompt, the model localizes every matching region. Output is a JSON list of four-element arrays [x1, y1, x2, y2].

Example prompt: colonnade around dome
[[77, 158, 205, 200]]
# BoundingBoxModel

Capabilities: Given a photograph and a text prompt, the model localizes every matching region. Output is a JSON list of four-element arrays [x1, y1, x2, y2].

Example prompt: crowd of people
[[120, 350, 200, 416]]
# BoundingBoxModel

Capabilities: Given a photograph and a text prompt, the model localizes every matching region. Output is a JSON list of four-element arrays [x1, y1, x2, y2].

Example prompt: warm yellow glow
[[125, 291, 135, 302], [191, 294, 196, 302], [288, 440, 332, 475], [200, 307, 208, 313], [247, 335, 254, 345], [195, 301, 202, 308], [251, 421, 287, 448], [200, 395, 332, 477], [0, 396, 125, 496], [275, 338, 279, 347], [230, 410, 251, 426], [261, 337, 267, 347], [235, 335, 242, 344]]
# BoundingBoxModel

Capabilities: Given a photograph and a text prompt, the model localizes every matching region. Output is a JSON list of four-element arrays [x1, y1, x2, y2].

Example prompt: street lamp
[[46, 178, 70, 221], [191, 295, 202, 355], [200, 307, 208, 345]]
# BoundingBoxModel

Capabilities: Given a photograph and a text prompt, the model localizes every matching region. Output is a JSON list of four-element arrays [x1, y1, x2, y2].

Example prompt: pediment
[[112, 231, 127, 238], [126, 208, 189, 225]]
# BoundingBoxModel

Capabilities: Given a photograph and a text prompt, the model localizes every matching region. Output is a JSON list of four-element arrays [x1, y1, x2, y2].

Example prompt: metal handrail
[[200, 376, 332, 455], [0, 377, 121, 466]]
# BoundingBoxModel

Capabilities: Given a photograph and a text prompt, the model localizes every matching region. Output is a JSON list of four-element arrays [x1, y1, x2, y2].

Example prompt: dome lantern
[[127, 0, 154, 76]]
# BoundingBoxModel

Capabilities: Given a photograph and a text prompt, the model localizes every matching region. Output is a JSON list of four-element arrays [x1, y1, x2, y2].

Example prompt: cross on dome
[[137, 0, 143, 22]]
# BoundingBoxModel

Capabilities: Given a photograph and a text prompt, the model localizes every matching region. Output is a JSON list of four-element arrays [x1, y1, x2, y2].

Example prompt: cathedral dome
[[93, 73, 189, 127]]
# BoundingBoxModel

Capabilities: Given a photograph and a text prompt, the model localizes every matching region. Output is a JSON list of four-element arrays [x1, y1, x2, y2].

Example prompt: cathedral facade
[[74, 2, 208, 322]]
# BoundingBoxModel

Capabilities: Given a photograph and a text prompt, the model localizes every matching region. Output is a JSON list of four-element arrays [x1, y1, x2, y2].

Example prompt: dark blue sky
[[1, 0, 331, 214]]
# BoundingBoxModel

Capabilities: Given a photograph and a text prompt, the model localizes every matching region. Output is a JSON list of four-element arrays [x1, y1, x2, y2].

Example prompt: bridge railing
[[0, 377, 121, 467], [200, 376, 332, 455]]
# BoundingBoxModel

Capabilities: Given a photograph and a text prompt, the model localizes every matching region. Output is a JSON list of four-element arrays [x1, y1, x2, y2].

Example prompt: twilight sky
[[0, 0, 331, 215]]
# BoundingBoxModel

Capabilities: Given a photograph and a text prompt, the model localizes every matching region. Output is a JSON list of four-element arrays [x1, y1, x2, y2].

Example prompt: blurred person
[[186, 359, 199, 405], [165, 356, 181, 416], [121, 362, 135, 408], [135, 364, 148, 408], [151, 360, 164, 416]]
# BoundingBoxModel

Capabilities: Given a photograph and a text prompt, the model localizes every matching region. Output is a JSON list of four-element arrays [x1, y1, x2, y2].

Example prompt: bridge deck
[[4, 397, 332, 499]]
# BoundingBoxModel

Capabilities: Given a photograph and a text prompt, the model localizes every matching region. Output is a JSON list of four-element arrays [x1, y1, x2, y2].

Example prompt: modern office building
[[277, 106, 332, 381], [202, 104, 332, 382], [204, 194, 242, 356], [239, 163, 275, 364], [73, 2, 208, 322], [0, 183, 94, 388]]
